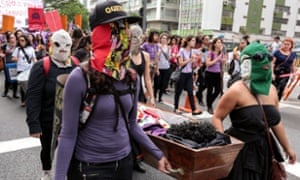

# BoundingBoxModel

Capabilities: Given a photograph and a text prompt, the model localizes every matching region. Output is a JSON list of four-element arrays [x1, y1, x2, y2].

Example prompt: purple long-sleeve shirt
[[55, 67, 163, 180]]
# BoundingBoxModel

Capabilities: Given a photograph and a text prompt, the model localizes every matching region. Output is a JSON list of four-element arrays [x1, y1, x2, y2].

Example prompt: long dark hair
[[76, 35, 91, 50], [148, 30, 159, 43], [183, 35, 194, 48], [211, 37, 223, 52], [17, 34, 32, 47], [87, 61, 136, 94]]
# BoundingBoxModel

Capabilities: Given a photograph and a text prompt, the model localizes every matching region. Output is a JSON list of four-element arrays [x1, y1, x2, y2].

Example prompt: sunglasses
[[243, 53, 273, 62]]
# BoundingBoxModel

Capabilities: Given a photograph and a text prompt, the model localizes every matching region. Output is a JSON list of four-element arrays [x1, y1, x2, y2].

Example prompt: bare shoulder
[[226, 80, 246, 97], [142, 51, 150, 59]]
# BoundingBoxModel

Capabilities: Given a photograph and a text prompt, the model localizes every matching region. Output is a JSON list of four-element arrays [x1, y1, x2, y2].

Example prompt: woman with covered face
[[129, 24, 155, 106], [212, 43, 296, 179], [25, 29, 78, 180], [54, 1, 171, 180]]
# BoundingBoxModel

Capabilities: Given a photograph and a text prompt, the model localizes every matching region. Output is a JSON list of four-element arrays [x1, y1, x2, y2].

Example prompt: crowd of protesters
[[1, 27, 300, 113]]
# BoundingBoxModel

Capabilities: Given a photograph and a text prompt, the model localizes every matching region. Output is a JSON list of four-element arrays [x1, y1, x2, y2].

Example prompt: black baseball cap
[[89, 1, 142, 30]]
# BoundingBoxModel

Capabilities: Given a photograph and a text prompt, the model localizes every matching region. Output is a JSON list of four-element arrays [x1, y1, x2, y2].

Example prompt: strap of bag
[[160, 46, 169, 60], [275, 53, 291, 70], [253, 95, 276, 159], [19, 47, 31, 64], [112, 84, 137, 151], [78, 62, 98, 129]]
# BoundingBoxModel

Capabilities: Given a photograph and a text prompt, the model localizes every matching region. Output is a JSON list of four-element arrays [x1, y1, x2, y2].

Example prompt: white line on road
[[0, 137, 41, 154], [279, 102, 300, 110]]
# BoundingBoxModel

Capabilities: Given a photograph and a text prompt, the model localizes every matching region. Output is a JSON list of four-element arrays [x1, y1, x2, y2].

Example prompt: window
[[273, 17, 288, 24]]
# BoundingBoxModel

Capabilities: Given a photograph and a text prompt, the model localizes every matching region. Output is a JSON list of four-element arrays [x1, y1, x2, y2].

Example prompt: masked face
[[91, 20, 131, 80], [129, 25, 143, 54], [50, 30, 72, 62], [240, 43, 273, 95]]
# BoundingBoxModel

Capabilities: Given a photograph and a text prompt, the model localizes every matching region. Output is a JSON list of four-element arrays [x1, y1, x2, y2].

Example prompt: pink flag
[[44, 10, 62, 32]]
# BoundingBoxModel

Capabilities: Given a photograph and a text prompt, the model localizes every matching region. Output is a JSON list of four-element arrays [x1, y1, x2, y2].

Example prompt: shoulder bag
[[274, 54, 290, 76], [254, 95, 287, 180]]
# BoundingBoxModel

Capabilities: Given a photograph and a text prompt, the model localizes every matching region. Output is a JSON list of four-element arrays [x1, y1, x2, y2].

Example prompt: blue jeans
[[71, 153, 133, 180]]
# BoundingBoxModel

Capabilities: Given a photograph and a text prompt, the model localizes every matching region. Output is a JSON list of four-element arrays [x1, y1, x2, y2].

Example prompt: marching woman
[[11, 34, 37, 106], [55, 1, 171, 179], [272, 37, 297, 100]]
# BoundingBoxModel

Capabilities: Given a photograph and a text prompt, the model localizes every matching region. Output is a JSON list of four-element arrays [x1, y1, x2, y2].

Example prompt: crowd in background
[[0, 26, 299, 112]]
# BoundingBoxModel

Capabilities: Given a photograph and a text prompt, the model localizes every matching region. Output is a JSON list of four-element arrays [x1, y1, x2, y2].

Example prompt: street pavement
[[0, 71, 299, 180]]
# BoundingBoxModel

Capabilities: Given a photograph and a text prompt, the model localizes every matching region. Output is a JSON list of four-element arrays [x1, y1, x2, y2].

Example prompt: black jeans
[[71, 153, 133, 180], [205, 71, 221, 109], [40, 124, 53, 171], [174, 72, 195, 111], [273, 76, 289, 100], [154, 69, 169, 101]]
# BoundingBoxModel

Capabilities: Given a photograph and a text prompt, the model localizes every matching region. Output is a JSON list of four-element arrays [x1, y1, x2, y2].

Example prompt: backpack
[[50, 62, 136, 161], [42, 56, 80, 76]]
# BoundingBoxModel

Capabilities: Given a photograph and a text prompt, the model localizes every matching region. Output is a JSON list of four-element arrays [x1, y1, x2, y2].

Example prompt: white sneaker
[[41, 172, 52, 180]]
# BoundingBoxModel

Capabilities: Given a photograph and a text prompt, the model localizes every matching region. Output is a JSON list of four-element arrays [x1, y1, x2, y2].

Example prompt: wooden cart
[[142, 134, 244, 180]]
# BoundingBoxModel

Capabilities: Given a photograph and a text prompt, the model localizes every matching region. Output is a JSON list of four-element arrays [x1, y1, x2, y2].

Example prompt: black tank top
[[130, 52, 146, 102], [130, 52, 145, 77]]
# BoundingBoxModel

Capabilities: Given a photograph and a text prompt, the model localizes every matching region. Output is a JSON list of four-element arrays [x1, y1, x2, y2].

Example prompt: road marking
[[279, 102, 300, 110], [0, 137, 41, 154], [284, 162, 300, 178], [159, 100, 213, 119]]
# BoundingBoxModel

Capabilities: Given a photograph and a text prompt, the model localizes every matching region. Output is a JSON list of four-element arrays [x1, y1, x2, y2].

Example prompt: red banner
[[44, 10, 62, 32], [28, 8, 45, 31]]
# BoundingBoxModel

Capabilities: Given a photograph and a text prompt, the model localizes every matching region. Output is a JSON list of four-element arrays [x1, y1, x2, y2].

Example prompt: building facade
[[82, 0, 300, 41]]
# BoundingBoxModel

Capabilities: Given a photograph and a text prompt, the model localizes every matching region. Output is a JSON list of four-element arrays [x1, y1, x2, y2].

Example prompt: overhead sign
[[0, 0, 43, 28]]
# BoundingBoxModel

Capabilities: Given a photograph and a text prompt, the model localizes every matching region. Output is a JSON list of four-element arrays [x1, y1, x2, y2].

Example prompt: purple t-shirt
[[142, 42, 158, 61], [55, 67, 163, 180], [205, 51, 222, 73], [178, 48, 198, 73]]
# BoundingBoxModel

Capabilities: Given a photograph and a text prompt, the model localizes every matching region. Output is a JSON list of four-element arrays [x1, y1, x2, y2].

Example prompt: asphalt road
[[0, 71, 299, 180]]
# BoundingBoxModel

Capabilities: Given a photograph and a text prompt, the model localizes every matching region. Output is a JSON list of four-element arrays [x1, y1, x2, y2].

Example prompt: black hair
[[148, 30, 159, 43], [211, 37, 223, 52], [17, 34, 32, 47], [76, 35, 91, 50], [183, 35, 195, 48]]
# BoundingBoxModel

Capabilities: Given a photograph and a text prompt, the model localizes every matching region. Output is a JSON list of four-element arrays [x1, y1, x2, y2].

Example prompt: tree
[[45, 0, 89, 30]]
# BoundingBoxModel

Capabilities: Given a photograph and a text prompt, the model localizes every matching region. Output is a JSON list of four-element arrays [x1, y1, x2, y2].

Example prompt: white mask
[[129, 25, 143, 54], [240, 54, 252, 81], [50, 29, 72, 62]]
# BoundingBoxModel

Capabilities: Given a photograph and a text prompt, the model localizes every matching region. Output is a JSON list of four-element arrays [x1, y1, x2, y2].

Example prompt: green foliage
[[45, 0, 89, 30]]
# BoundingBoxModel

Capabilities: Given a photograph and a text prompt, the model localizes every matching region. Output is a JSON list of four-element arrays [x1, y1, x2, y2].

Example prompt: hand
[[30, 132, 42, 138], [285, 148, 296, 164], [158, 156, 172, 174], [148, 98, 156, 107], [156, 70, 160, 76]]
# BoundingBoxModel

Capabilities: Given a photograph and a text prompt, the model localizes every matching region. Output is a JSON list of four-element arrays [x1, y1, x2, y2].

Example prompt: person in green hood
[[212, 42, 296, 179]]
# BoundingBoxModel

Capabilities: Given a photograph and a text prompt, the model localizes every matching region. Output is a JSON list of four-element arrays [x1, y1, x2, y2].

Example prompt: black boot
[[2, 92, 7, 97], [133, 159, 146, 173]]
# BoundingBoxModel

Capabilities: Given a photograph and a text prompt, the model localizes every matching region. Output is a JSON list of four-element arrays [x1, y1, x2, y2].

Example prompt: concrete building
[[81, 0, 300, 42]]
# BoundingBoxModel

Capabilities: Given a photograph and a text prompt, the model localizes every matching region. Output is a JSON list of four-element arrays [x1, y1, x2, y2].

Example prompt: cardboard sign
[[60, 15, 68, 31], [44, 10, 62, 32], [74, 14, 82, 29], [1, 15, 15, 33], [28, 7, 45, 31]]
